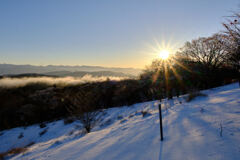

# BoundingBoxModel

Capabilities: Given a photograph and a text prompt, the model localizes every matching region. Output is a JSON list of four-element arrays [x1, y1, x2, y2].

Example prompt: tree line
[[140, 11, 240, 99]]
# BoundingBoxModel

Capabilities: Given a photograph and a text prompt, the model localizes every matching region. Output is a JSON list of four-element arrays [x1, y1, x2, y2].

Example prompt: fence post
[[158, 104, 163, 141]]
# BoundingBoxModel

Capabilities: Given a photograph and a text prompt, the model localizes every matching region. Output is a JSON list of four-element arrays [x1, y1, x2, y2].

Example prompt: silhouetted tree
[[65, 86, 102, 133], [177, 34, 228, 70], [222, 12, 240, 75]]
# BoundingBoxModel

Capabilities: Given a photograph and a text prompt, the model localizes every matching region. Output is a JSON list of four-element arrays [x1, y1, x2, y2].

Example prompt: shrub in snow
[[186, 91, 207, 102], [64, 87, 103, 133], [39, 128, 48, 136], [79, 111, 100, 133], [200, 108, 205, 113], [117, 115, 123, 120], [120, 119, 127, 124], [68, 130, 75, 136], [141, 110, 151, 118], [18, 132, 24, 139], [52, 140, 62, 147], [128, 114, 134, 118]]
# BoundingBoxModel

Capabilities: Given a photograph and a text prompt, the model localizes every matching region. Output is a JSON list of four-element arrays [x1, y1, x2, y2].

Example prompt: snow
[[0, 83, 240, 160]]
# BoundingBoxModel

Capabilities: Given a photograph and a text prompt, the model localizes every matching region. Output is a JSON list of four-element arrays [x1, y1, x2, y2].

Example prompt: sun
[[159, 50, 170, 60]]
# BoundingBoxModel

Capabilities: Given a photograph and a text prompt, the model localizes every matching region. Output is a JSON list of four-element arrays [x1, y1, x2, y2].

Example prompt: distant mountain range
[[0, 64, 142, 77]]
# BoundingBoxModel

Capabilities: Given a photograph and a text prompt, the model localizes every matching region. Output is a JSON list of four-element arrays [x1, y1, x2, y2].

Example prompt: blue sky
[[0, 0, 239, 68]]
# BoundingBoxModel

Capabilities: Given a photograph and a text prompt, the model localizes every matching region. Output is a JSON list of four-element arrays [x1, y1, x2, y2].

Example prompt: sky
[[0, 0, 239, 69]]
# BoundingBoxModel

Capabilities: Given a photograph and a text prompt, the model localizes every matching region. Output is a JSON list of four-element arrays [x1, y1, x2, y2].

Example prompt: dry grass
[[0, 147, 27, 160]]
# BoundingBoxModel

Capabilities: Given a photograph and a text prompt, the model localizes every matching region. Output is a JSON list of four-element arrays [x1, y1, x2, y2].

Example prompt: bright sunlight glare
[[159, 50, 170, 60]]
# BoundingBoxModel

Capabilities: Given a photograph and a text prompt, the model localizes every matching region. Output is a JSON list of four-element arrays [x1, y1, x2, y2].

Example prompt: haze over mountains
[[0, 64, 142, 77]]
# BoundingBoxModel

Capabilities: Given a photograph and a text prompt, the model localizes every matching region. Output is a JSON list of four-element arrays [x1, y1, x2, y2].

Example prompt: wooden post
[[158, 104, 163, 141]]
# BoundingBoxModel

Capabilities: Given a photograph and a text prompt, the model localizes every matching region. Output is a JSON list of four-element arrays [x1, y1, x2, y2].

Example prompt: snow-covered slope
[[1, 83, 240, 160]]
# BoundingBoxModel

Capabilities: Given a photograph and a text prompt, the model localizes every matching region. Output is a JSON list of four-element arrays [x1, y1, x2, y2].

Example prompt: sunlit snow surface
[[1, 83, 240, 160]]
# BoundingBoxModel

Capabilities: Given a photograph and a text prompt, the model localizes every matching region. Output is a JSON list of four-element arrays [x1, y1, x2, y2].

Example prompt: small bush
[[200, 108, 205, 113], [141, 110, 151, 118], [68, 130, 75, 136], [186, 91, 207, 102], [117, 115, 123, 120], [79, 111, 100, 133], [128, 114, 134, 118], [120, 119, 127, 124], [39, 128, 48, 136], [18, 132, 24, 139]]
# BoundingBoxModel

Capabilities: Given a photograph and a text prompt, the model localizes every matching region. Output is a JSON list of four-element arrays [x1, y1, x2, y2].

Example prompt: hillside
[[0, 83, 240, 160]]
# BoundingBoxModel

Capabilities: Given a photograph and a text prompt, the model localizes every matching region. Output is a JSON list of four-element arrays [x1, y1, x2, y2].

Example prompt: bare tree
[[222, 12, 240, 72], [177, 34, 228, 70], [65, 86, 102, 133]]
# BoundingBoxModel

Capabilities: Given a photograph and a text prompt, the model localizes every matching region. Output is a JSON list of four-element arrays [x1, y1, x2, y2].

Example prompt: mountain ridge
[[0, 64, 142, 76]]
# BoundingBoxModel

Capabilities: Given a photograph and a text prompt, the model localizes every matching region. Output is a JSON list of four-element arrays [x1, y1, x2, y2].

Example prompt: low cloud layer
[[0, 75, 128, 88]]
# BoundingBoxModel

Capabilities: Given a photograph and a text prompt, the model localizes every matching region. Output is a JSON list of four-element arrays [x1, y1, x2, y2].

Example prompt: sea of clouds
[[0, 75, 129, 88]]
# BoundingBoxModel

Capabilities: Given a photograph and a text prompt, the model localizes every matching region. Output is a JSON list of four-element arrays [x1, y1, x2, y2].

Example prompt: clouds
[[0, 75, 128, 88]]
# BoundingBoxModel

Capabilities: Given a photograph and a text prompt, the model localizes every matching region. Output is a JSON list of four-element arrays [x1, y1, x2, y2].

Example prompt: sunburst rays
[[145, 39, 191, 90]]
